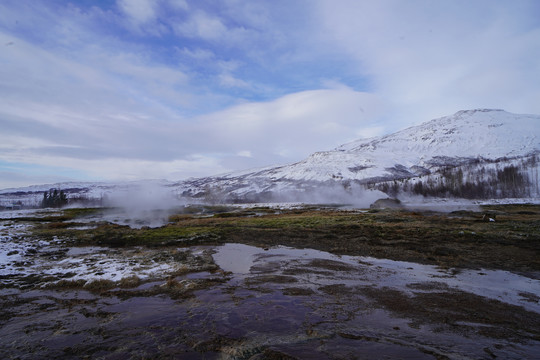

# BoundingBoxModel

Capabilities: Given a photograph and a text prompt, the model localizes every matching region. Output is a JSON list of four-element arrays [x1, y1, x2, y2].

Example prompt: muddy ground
[[0, 204, 539, 359]]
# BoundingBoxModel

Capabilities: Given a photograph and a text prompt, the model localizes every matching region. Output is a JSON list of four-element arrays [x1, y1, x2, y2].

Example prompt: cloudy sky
[[1, 0, 539, 189]]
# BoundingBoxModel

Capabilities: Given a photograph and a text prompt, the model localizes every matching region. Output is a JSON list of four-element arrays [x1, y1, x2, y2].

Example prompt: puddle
[[65, 247, 105, 256], [212, 243, 266, 274], [362, 257, 540, 312], [1, 242, 539, 359], [214, 243, 540, 313], [1, 209, 539, 359]]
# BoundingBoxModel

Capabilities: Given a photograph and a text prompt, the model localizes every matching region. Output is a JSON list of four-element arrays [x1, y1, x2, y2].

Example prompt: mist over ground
[[90, 180, 390, 228], [99, 182, 186, 228], [256, 184, 388, 208]]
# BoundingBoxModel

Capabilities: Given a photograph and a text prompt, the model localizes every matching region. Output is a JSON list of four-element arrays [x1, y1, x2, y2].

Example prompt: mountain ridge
[[2, 109, 540, 207], [175, 109, 540, 202]]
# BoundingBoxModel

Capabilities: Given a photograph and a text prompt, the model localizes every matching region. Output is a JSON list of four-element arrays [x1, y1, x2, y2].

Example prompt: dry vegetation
[[24, 203, 540, 273], [2, 204, 540, 359]]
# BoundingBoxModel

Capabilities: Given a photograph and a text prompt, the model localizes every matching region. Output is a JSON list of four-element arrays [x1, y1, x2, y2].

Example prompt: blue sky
[[1, 0, 540, 189]]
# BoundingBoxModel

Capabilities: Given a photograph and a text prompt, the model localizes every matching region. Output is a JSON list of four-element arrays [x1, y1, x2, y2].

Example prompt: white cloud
[[0, 72, 382, 184], [314, 0, 540, 126], [1, 0, 539, 189], [237, 150, 253, 158], [118, 0, 157, 25], [197, 87, 383, 160], [0, 155, 229, 184], [174, 11, 227, 40], [0, 20, 383, 183], [167, 0, 189, 11], [178, 46, 215, 60], [354, 126, 385, 139], [218, 73, 251, 89], [171, 7, 259, 49]]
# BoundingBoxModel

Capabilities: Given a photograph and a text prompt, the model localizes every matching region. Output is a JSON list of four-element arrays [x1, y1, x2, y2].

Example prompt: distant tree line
[[404, 165, 530, 199], [371, 154, 539, 200], [42, 189, 68, 208]]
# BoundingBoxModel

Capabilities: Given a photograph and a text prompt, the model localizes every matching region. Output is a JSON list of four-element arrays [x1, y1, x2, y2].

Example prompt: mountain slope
[[2, 109, 539, 207], [255, 109, 539, 181], [179, 109, 540, 202]]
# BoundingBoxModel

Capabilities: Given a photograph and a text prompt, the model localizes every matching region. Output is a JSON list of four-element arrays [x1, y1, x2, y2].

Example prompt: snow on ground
[[400, 196, 540, 212], [0, 209, 185, 288], [2, 207, 539, 315]]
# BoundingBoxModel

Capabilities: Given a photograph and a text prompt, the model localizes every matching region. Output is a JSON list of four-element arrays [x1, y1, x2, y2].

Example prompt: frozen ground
[[401, 196, 540, 211], [2, 207, 539, 308], [1, 206, 539, 358], [0, 209, 195, 288]]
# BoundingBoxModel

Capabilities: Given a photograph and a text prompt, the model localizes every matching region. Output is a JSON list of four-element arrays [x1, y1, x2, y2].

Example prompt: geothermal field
[[1, 204, 539, 359]]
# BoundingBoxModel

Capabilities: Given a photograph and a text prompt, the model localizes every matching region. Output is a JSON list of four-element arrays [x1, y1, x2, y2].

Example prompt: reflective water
[[214, 243, 540, 313], [1, 242, 539, 359]]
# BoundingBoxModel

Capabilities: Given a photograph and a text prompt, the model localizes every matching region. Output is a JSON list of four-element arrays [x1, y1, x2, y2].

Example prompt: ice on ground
[[0, 211, 184, 288]]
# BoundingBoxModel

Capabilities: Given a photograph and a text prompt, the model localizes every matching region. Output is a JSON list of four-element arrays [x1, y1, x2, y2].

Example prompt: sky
[[1, 0, 540, 189]]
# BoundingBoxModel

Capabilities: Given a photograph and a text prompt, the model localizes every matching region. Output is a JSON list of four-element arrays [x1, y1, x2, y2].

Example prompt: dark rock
[[370, 198, 403, 209]]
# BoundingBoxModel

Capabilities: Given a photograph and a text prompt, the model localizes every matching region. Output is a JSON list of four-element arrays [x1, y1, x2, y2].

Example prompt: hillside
[[1, 109, 539, 208], [178, 109, 540, 203]]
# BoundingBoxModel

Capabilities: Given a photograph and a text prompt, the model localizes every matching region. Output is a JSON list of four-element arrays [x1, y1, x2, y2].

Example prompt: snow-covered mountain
[[2, 109, 540, 208], [178, 109, 540, 202]]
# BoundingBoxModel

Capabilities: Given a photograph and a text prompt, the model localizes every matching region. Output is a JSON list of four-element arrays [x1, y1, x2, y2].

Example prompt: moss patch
[[26, 204, 540, 272]]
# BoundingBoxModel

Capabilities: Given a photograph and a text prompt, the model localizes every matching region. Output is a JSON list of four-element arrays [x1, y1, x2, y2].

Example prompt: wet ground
[[1, 206, 539, 359]]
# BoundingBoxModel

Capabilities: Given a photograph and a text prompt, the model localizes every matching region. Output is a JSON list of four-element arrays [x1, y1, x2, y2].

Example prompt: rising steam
[[102, 181, 184, 228]]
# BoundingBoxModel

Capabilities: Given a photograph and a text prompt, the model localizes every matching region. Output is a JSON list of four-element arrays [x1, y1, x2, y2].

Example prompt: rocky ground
[[0, 204, 539, 359]]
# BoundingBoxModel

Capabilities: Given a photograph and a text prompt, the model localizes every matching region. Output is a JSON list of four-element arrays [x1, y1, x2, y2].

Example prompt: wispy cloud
[[0, 0, 539, 188], [314, 0, 540, 126], [118, 0, 158, 25], [173, 10, 229, 40]]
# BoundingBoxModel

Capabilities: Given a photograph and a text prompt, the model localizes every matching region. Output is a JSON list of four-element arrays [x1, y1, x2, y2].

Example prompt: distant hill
[[2, 109, 539, 208], [177, 109, 540, 203]]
